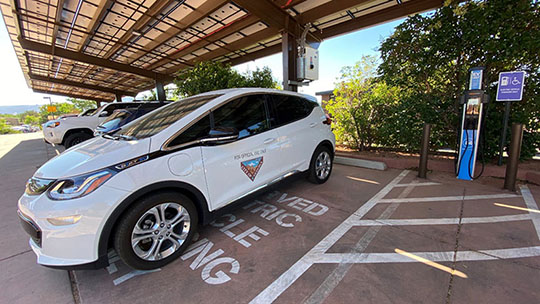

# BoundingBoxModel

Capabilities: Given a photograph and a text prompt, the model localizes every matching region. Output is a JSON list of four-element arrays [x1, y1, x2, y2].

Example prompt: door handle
[[264, 138, 276, 144], [309, 122, 317, 128]]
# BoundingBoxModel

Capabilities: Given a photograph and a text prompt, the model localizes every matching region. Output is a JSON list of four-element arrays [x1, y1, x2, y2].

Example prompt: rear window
[[269, 95, 317, 126], [116, 95, 220, 139]]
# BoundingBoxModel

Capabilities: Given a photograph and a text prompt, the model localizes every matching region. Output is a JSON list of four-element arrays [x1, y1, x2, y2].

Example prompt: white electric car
[[18, 88, 335, 270]]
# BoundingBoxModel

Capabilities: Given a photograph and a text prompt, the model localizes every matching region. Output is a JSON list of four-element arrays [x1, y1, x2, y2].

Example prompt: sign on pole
[[496, 71, 525, 101], [47, 105, 57, 113]]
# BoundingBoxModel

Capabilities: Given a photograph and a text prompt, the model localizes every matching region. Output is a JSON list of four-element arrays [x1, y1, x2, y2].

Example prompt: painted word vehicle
[[18, 88, 335, 270]]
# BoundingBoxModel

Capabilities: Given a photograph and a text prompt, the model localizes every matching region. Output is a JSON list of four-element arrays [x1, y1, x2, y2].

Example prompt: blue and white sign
[[469, 69, 483, 90], [496, 71, 525, 101]]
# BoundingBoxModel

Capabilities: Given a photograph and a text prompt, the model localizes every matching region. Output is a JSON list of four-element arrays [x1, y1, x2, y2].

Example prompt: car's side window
[[211, 95, 269, 139], [168, 115, 211, 147], [269, 95, 316, 127]]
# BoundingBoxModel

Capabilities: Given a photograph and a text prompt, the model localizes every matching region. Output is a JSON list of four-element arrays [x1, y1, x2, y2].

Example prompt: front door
[[201, 94, 282, 210]]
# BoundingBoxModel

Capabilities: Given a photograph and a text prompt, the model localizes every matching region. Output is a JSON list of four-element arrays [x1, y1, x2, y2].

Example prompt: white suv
[[43, 102, 152, 148], [18, 88, 335, 270]]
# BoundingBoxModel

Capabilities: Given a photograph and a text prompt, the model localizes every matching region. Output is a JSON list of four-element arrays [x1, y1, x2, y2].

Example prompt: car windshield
[[115, 94, 221, 139], [99, 109, 134, 131]]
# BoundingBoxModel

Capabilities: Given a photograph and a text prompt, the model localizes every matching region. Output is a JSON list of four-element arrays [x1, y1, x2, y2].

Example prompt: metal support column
[[418, 123, 431, 178], [156, 80, 166, 102], [282, 31, 298, 92], [95, 100, 102, 107], [115, 93, 122, 102], [504, 123, 523, 191]]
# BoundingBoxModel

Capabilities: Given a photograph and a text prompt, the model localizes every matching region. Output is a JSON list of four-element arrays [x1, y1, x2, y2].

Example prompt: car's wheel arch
[[97, 181, 211, 264], [313, 140, 335, 159], [61, 128, 94, 145]]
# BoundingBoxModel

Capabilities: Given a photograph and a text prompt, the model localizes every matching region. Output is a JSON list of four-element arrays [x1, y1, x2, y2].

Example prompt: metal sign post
[[496, 71, 525, 166]]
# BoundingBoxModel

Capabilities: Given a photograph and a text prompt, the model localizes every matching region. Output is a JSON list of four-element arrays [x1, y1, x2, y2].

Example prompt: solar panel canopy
[[0, 0, 444, 102]]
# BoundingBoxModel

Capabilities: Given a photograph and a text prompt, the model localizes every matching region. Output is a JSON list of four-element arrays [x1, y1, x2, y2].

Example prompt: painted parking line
[[378, 193, 520, 203], [352, 214, 531, 226], [249, 170, 410, 304], [310, 246, 540, 264], [520, 185, 540, 240], [250, 170, 540, 304]]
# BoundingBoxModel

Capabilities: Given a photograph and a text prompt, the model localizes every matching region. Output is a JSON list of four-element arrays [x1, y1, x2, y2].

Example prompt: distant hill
[[0, 105, 41, 114]]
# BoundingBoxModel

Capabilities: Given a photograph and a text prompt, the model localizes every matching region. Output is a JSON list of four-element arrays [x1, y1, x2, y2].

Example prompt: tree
[[325, 55, 400, 150], [24, 115, 39, 125], [0, 118, 18, 134], [174, 61, 279, 97], [378, 0, 540, 159], [68, 98, 97, 112]]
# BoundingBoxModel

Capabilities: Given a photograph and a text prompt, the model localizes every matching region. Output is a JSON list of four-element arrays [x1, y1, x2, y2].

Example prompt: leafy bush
[[0, 118, 18, 134], [377, 0, 539, 159]]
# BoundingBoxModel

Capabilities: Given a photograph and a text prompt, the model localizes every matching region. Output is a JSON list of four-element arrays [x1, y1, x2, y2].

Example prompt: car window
[[99, 110, 134, 130], [269, 94, 317, 126], [116, 94, 220, 139], [211, 94, 269, 139], [167, 115, 211, 147]]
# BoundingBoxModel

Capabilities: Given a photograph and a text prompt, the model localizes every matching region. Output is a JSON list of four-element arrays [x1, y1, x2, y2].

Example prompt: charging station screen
[[466, 98, 480, 115]]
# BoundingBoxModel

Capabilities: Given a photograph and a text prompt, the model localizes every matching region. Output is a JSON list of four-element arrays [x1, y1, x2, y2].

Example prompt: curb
[[334, 156, 387, 171]]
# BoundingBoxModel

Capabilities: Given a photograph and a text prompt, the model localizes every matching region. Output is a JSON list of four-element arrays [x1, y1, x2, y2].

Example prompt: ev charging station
[[457, 67, 489, 181]]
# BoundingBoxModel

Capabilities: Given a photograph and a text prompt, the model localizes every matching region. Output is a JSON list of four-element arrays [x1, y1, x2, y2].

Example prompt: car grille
[[18, 210, 41, 247]]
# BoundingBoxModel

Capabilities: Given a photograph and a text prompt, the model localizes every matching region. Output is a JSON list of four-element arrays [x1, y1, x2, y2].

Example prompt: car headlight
[[25, 177, 56, 195], [47, 169, 116, 200], [46, 121, 60, 128]]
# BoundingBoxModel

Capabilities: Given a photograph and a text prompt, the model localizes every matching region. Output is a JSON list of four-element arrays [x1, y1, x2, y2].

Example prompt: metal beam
[[78, 0, 113, 52], [226, 44, 281, 66], [299, 0, 371, 24], [282, 32, 297, 91], [128, 0, 229, 65], [233, 0, 320, 41], [104, 0, 178, 59], [155, 80, 166, 102], [320, 0, 444, 39], [33, 89, 112, 102], [115, 93, 123, 102], [18, 38, 172, 81], [28, 73, 136, 97], [146, 15, 260, 71], [184, 27, 279, 66]]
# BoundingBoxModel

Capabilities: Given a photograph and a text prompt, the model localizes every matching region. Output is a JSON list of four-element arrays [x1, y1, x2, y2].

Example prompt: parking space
[[1, 133, 540, 303]]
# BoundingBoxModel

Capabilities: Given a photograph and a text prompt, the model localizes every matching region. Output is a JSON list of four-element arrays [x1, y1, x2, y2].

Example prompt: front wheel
[[114, 192, 198, 270], [307, 146, 333, 184]]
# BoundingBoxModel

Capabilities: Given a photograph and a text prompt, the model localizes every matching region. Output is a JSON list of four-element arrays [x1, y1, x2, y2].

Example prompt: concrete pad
[[458, 221, 540, 253], [0, 251, 73, 304], [450, 258, 540, 303], [389, 200, 463, 219], [363, 225, 457, 253]]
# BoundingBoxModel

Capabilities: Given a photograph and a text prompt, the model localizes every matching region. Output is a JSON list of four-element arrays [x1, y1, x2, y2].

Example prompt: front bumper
[[42, 129, 62, 144], [17, 185, 129, 268]]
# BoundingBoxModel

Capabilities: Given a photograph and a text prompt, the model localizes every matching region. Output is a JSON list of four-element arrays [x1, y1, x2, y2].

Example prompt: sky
[[0, 14, 404, 106]]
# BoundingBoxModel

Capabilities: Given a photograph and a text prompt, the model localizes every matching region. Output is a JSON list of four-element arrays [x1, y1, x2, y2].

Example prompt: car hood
[[34, 136, 151, 179]]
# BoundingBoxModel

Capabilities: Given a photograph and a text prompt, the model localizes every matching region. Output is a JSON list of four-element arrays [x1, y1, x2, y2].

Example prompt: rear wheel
[[64, 132, 92, 148], [307, 146, 333, 184], [114, 192, 198, 270]]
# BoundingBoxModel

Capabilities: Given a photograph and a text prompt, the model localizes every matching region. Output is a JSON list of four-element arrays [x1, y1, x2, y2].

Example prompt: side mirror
[[99, 111, 109, 117], [200, 127, 239, 144]]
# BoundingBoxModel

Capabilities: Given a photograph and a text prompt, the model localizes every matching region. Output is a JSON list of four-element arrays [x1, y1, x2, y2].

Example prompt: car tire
[[307, 146, 333, 184], [114, 191, 198, 270], [64, 132, 92, 148]]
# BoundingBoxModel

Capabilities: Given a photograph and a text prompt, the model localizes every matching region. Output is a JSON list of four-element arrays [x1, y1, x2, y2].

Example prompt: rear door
[[268, 94, 320, 172], [201, 94, 282, 210]]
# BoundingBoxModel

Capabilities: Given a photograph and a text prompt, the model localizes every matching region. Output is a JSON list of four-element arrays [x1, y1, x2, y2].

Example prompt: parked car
[[42, 102, 165, 148], [18, 88, 335, 270], [94, 103, 168, 136], [12, 124, 39, 133]]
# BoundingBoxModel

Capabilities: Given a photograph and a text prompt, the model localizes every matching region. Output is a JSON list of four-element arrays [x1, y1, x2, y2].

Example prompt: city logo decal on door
[[241, 157, 264, 181]]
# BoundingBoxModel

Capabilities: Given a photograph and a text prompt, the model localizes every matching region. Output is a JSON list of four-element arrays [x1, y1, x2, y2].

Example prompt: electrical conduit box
[[297, 46, 319, 81]]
